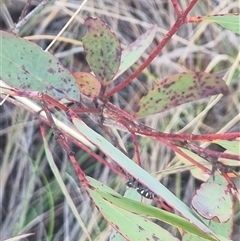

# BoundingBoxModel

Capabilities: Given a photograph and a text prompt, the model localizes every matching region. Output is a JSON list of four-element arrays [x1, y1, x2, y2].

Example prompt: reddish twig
[[104, 0, 199, 99], [153, 137, 210, 173], [102, 104, 240, 142], [7, 88, 239, 178], [171, 0, 182, 16], [131, 132, 141, 166], [179, 141, 239, 176], [182, 142, 240, 162]]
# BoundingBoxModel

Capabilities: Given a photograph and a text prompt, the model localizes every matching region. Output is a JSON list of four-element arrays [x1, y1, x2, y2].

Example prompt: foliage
[[0, 1, 239, 241]]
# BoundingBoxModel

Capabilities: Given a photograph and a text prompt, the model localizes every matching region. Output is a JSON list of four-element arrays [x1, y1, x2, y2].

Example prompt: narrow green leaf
[[83, 17, 121, 85], [72, 117, 217, 237], [0, 30, 80, 101], [183, 233, 231, 241], [42, 131, 91, 240], [203, 14, 240, 35], [212, 140, 240, 154], [95, 190, 217, 241], [135, 72, 229, 119], [114, 25, 157, 80], [88, 188, 180, 241]]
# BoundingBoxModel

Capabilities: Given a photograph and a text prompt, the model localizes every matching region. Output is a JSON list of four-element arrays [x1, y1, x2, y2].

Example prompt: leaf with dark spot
[[135, 72, 229, 119], [72, 72, 101, 98], [0, 30, 80, 101], [82, 17, 121, 85]]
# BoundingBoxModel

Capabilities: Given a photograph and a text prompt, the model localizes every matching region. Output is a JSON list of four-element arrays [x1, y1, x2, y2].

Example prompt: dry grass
[[0, 0, 239, 240]]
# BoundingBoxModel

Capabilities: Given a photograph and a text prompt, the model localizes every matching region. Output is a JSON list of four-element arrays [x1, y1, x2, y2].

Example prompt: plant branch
[[104, 0, 199, 99], [11, 0, 53, 34], [180, 141, 239, 175], [184, 142, 240, 162], [155, 138, 210, 173], [171, 0, 182, 16]]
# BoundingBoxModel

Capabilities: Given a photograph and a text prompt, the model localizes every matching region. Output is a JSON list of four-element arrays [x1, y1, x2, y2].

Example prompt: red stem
[[157, 137, 210, 173], [171, 0, 182, 16], [186, 143, 240, 161], [131, 132, 141, 166], [104, 0, 199, 99], [142, 130, 240, 142], [40, 124, 88, 186]]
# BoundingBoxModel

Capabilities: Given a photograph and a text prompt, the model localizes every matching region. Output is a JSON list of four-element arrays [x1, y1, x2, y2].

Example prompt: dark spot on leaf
[[62, 78, 69, 84], [221, 86, 229, 95], [21, 65, 29, 74], [47, 68, 56, 74], [95, 205, 100, 211], [152, 233, 160, 241], [163, 81, 175, 89], [114, 225, 119, 230], [138, 225, 145, 232], [111, 194, 120, 199], [189, 86, 194, 90]]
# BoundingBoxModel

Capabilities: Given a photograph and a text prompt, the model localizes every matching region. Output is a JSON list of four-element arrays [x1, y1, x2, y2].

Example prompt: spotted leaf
[[0, 30, 80, 101], [72, 72, 101, 98], [83, 17, 121, 85], [135, 72, 229, 119]]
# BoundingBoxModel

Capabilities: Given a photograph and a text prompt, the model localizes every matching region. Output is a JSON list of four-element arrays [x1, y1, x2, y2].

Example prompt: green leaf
[[41, 128, 91, 240], [88, 188, 180, 241], [183, 175, 233, 241], [212, 140, 240, 155], [0, 30, 80, 101], [135, 72, 229, 119], [114, 25, 157, 80], [83, 17, 121, 85], [183, 232, 231, 241], [191, 173, 233, 223], [109, 185, 142, 240], [72, 117, 217, 237], [202, 14, 240, 35], [96, 191, 217, 241], [91, 189, 180, 241]]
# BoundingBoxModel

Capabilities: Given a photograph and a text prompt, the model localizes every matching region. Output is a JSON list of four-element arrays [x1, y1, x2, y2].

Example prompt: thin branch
[[171, 0, 182, 16], [104, 0, 199, 98], [18, 0, 32, 22], [180, 141, 239, 175], [11, 0, 53, 35]]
